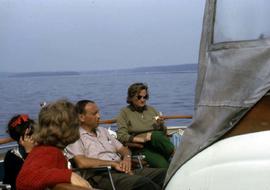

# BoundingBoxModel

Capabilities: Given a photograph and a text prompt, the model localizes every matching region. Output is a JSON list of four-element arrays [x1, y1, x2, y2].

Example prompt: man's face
[[79, 103, 100, 129]]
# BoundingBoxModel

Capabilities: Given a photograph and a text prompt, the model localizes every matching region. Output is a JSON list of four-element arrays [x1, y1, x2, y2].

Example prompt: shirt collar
[[79, 127, 100, 137]]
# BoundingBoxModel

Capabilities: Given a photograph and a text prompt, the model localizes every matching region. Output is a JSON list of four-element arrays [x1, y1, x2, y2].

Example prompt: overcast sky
[[0, 0, 205, 72]]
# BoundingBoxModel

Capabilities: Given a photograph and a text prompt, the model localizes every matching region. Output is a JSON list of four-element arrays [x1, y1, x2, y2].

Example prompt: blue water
[[0, 72, 197, 137]]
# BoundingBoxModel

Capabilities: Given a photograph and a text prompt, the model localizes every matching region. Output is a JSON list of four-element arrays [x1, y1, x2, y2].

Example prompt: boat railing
[[0, 114, 192, 154], [99, 115, 192, 132], [0, 143, 17, 151], [98, 115, 192, 125]]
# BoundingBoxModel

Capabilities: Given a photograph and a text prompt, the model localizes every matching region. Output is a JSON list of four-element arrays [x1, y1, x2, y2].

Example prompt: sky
[[0, 0, 205, 72]]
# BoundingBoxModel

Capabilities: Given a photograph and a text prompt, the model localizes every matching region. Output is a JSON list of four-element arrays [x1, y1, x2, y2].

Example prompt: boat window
[[214, 0, 270, 43]]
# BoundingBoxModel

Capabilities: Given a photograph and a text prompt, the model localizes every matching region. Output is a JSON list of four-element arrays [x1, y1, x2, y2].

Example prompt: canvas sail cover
[[165, 0, 270, 186]]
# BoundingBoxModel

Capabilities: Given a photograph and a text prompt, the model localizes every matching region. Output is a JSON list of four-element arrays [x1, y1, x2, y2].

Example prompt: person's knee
[[151, 131, 174, 152], [152, 160, 169, 168], [145, 155, 169, 168]]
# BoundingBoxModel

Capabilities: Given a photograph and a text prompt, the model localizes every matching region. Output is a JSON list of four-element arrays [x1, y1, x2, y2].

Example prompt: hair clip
[[11, 114, 29, 128], [40, 102, 47, 108]]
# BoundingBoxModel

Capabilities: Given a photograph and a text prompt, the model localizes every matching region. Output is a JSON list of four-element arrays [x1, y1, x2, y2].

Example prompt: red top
[[16, 145, 72, 190]]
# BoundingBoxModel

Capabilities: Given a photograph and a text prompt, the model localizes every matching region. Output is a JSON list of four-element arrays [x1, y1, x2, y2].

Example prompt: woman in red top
[[16, 100, 91, 190]]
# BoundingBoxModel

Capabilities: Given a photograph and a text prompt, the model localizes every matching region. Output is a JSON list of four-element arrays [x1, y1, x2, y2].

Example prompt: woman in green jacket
[[116, 82, 174, 168]]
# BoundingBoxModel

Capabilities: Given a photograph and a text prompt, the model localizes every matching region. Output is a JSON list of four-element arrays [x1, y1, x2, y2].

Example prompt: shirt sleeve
[[65, 139, 85, 160], [104, 128, 123, 150], [116, 108, 133, 143], [151, 106, 160, 116]]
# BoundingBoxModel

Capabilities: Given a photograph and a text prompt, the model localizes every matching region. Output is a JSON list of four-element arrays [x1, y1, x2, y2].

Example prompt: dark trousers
[[90, 168, 167, 190]]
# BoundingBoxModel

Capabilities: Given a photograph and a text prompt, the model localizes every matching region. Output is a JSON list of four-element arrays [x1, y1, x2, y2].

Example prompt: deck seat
[[69, 158, 116, 190]]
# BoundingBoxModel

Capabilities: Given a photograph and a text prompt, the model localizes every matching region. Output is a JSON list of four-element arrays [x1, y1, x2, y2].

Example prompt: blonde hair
[[34, 99, 79, 149]]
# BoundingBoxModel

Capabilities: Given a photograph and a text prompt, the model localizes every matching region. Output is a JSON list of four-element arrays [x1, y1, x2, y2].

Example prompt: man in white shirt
[[66, 100, 166, 190]]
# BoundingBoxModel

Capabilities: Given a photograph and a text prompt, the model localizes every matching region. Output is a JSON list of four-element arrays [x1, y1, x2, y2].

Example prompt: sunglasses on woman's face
[[137, 94, 149, 100]]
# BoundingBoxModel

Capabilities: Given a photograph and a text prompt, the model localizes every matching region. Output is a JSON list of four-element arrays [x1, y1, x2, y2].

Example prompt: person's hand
[[154, 115, 164, 122], [133, 132, 152, 143], [112, 162, 124, 172], [154, 116, 165, 127], [146, 132, 152, 141], [20, 128, 35, 153], [120, 156, 132, 174], [153, 116, 167, 134], [133, 136, 147, 143], [71, 172, 92, 189], [111, 161, 131, 174]]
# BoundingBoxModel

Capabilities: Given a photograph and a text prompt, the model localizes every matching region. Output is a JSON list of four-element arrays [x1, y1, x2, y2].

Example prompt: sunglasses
[[137, 94, 149, 100]]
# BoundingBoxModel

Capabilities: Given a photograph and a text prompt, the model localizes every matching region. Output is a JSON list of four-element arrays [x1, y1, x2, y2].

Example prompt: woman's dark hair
[[33, 99, 80, 149], [127, 82, 149, 104], [7, 114, 35, 142]]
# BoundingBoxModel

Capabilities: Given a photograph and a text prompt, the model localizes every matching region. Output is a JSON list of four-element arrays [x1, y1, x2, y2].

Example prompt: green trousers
[[135, 131, 175, 168]]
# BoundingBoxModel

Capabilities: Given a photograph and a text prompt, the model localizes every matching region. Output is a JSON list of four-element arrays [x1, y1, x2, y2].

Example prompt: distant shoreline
[[8, 71, 80, 78], [1, 63, 197, 78]]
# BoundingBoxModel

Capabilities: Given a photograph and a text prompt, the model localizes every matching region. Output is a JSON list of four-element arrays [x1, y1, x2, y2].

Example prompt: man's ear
[[79, 114, 85, 123]]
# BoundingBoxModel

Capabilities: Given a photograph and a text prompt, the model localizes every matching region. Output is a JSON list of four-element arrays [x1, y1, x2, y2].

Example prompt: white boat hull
[[166, 131, 270, 190]]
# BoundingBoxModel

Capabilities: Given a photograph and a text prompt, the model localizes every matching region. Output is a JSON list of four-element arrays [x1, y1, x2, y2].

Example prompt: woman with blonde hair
[[16, 99, 91, 190]]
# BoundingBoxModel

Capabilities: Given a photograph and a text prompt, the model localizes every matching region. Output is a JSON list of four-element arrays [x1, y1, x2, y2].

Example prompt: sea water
[[0, 71, 197, 137]]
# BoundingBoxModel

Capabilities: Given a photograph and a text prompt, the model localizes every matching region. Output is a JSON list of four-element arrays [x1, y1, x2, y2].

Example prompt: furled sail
[[165, 0, 270, 186]]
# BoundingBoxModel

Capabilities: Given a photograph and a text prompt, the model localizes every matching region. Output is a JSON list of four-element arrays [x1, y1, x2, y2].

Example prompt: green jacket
[[116, 105, 159, 143]]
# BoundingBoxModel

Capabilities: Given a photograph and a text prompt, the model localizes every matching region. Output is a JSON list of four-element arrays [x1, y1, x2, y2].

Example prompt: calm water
[[0, 71, 197, 137]]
